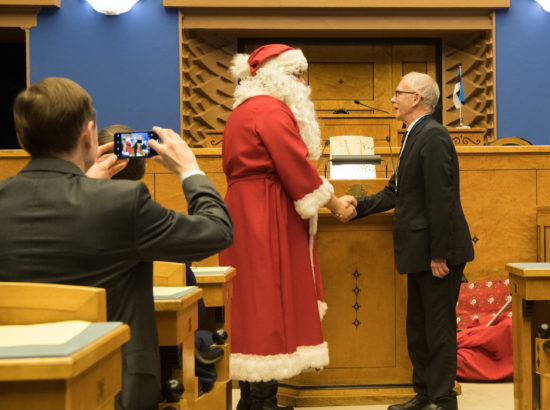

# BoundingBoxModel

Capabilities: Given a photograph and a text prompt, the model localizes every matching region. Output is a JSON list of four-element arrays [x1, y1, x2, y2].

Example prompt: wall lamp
[[86, 0, 140, 15], [325, 155, 387, 179], [535, 0, 550, 12]]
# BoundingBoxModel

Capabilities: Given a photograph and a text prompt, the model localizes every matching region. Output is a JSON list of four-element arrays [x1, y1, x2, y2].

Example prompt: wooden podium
[[506, 263, 550, 410], [278, 179, 414, 406]]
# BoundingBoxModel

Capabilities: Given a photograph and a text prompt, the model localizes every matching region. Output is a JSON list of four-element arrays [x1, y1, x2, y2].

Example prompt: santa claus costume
[[219, 44, 334, 409]]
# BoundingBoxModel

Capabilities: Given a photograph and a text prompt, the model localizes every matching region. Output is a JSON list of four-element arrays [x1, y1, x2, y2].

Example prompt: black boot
[[250, 380, 293, 410], [237, 381, 252, 410]]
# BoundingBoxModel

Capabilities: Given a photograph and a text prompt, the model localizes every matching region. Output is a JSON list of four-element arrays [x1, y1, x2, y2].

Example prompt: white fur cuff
[[230, 342, 330, 382], [294, 178, 334, 219]]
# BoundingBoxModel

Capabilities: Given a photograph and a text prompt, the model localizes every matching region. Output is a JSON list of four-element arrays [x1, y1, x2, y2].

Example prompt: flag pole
[[456, 65, 470, 129]]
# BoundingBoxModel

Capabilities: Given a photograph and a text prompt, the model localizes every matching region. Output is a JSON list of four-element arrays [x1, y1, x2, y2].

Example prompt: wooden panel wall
[[181, 31, 495, 148], [442, 32, 495, 141]]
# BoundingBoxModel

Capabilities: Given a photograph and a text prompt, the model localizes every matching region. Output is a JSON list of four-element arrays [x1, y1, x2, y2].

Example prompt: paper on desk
[[0, 320, 91, 347], [330, 135, 376, 180], [153, 286, 196, 297], [191, 266, 232, 274]]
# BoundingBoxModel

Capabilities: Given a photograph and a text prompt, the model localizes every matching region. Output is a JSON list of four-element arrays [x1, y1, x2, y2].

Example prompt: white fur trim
[[230, 53, 252, 80], [318, 300, 328, 321], [230, 342, 329, 382], [294, 178, 334, 220]]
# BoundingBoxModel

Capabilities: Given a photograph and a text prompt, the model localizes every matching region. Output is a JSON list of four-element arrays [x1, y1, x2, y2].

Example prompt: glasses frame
[[394, 90, 417, 97]]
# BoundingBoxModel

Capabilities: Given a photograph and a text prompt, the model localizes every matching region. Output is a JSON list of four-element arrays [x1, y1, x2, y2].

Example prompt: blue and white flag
[[453, 67, 465, 109]]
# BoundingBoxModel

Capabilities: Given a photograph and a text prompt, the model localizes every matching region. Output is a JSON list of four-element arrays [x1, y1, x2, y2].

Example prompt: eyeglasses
[[394, 90, 417, 97]]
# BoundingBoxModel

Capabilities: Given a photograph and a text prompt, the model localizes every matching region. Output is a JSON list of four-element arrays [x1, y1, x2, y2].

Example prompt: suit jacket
[[0, 158, 233, 403], [355, 115, 474, 274]]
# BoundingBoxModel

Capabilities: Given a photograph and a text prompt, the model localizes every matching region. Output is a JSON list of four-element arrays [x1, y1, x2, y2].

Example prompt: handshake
[[327, 195, 358, 223]]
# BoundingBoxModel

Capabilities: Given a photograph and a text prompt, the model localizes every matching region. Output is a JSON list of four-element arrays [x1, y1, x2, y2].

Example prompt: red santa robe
[[219, 94, 333, 382]]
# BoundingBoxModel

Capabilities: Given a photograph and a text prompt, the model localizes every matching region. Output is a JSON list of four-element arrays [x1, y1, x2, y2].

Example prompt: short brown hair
[[13, 77, 96, 157], [98, 124, 146, 181]]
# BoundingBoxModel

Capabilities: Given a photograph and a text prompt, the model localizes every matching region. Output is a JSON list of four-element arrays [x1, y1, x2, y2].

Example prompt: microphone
[[354, 99, 389, 114], [385, 136, 396, 175], [317, 140, 330, 170]]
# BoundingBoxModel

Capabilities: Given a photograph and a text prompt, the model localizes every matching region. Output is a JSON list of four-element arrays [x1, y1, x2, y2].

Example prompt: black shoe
[[237, 381, 252, 410], [195, 346, 224, 364], [161, 379, 184, 402], [388, 395, 430, 410], [250, 380, 294, 410], [212, 328, 229, 345], [422, 403, 457, 410]]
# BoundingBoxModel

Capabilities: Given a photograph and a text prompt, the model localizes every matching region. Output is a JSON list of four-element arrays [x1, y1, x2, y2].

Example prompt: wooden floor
[[232, 383, 514, 409]]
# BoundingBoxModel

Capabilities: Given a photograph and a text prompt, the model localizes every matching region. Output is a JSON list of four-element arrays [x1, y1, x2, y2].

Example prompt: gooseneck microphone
[[354, 99, 389, 114], [385, 136, 396, 175], [317, 140, 330, 170]]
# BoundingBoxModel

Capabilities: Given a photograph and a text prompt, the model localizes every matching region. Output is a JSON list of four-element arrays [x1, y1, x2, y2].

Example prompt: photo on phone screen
[[114, 131, 159, 158]]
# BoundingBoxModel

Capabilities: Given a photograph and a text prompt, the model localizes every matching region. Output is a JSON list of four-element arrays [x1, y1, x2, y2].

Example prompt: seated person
[[99, 123, 223, 396], [98, 124, 145, 181], [0, 77, 234, 410]]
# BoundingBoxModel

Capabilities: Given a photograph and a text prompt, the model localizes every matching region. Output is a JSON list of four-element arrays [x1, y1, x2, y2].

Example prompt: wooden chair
[[0, 281, 107, 325], [0, 282, 129, 410], [153, 261, 186, 287]]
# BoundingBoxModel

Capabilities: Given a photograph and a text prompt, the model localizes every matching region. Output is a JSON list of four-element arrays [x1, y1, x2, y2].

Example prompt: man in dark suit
[[353, 72, 474, 410], [0, 77, 233, 410]]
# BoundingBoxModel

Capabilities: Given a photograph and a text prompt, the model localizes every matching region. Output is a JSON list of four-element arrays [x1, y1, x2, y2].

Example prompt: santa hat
[[230, 44, 308, 80]]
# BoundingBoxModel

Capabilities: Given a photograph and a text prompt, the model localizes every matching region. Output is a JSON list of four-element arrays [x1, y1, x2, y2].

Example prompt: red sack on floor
[[457, 315, 513, 381]]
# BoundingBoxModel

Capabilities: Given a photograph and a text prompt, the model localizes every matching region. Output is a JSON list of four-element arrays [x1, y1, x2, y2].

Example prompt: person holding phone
[[0, 77, 234, 410]]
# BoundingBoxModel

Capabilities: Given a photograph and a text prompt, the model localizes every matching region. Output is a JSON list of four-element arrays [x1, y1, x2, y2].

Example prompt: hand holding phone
[[114, 131, 160, 158], [148, 126, 200, 176]]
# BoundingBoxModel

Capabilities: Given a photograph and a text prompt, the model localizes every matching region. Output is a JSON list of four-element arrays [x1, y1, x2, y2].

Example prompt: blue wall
[[30, 0, 180, 133], [495, 0, 550, 145], [29, 0, 550, 144]]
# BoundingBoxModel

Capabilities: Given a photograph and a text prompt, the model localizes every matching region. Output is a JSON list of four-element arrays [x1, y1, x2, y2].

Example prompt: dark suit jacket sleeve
[[354, 174, 397, 218], [420, 127, 455, 260], [133, 174, 233, 262]]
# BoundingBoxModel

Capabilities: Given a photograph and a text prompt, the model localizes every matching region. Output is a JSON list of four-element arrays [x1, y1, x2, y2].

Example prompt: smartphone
[[114, 131, 159, 158]]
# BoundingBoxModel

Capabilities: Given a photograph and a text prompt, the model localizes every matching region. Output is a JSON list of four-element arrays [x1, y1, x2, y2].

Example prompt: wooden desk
[[191, 266, 236, 410], [506, 263, 550, 410], [155, 286, 202, 410], [191, 266, 235, 343], [535, 337, 550, 409], [154, 286, 229, 410], [0, 322, 129, 410]]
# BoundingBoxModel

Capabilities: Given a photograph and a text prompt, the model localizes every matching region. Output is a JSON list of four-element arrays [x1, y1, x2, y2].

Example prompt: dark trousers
[[406, 264, 464, 409]]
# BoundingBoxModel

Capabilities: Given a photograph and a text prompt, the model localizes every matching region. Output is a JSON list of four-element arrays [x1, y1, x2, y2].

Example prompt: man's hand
[[148, 126, 200, 176], [431, 259, 450, 278], [327, 195, 357, 223], [86, 142, 128, 179]]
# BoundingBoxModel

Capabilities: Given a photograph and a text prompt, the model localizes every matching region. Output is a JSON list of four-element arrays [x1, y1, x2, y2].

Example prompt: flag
[[453, 67, 465, 109]]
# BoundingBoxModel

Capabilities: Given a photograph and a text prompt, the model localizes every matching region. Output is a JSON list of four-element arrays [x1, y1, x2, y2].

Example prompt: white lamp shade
[[536, 0, 550, 12], [86, 0, 140, 15]]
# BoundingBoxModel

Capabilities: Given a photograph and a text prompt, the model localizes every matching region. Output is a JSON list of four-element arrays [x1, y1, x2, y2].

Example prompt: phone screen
[[114, 131, 159, 158]]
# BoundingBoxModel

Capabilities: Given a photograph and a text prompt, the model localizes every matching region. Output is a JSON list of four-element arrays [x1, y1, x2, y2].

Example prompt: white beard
[[233, 70, 322, 160]]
